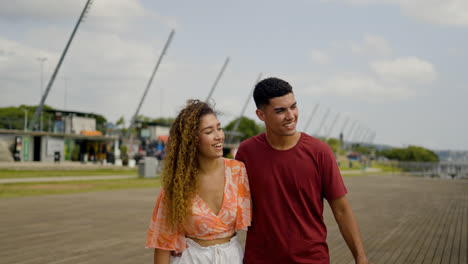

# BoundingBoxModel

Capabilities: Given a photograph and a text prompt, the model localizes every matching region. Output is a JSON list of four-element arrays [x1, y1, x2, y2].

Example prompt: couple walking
[[146, 77, 368, 264]]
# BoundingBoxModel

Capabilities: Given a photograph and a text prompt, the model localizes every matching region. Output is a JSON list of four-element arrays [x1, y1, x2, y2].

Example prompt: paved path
[[0, 161, 134, 170], [340, 167, 382, 174], [0, 175, 137, 184], [0, 174, 467, 263], [0, 169, 377, 183]]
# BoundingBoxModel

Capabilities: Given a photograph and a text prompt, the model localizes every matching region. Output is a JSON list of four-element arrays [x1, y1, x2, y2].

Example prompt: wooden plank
[[447, 192, 463, 264], [403, 196, 452, 264], [385, 212, 432, 263], [420, 199, 455, 263], [459, 193, 467, 264], [378, 213, 417, 263], [439, 192, 462, 264], [1, 175, 468, 264]]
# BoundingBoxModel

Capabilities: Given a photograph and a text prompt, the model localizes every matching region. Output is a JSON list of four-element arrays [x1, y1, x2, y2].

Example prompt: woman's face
[[198, 114, 224, 159]]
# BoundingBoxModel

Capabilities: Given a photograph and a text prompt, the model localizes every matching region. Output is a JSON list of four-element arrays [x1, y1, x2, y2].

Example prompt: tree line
[[378, 146, 439, 162], [0, 105, 107, 133]]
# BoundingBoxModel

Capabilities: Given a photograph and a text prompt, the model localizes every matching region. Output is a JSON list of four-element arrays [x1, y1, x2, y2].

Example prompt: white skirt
[[170, 234, 243, 264]]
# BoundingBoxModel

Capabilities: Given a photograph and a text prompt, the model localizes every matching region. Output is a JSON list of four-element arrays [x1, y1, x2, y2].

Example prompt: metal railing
[[397, 161, 468, 179]]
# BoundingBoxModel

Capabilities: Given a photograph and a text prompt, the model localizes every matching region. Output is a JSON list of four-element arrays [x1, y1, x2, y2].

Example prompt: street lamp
[[37, 57, 47, 131]]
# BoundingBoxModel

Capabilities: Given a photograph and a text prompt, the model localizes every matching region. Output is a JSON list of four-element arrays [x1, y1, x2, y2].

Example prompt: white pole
[[325, 112, 340, 141], [127, 29, 175, 138], [24, 109, 27, 131], [206, 57, 230, 102], [303, 103, 319, 134], [37, 57, 47, 131], [315, 108, 330, 137]]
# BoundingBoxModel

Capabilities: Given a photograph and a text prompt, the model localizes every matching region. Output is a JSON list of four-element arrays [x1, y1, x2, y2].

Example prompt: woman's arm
[[153, 248, 171, 264]]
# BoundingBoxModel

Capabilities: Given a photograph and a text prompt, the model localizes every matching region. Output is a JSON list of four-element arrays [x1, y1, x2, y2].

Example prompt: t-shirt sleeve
[[145, 189, 186, 253], [236, 162, 252, 231], [321, 147, 347, 201], [234, 144, 245, 164]]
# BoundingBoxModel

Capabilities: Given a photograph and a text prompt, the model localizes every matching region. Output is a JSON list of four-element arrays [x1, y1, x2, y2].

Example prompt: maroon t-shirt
[[235, 132, 347, 264]]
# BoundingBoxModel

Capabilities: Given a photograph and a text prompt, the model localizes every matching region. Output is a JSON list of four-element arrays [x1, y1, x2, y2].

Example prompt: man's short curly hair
[[253, 77, 293, 109]]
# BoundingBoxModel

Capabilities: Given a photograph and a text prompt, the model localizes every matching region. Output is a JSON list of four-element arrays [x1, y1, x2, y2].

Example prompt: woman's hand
[[154, 248, 171, 264]]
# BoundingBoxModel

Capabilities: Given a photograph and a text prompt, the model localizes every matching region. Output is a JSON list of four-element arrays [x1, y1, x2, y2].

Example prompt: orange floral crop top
[[145, 158, 252, 253]]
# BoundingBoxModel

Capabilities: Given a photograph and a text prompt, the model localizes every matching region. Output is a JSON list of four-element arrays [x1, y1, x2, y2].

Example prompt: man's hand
[[328, 196, 368, 264], [356, 255, 369, 264]]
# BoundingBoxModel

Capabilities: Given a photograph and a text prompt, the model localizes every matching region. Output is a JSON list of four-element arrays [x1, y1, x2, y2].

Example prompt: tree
[[224, 117, 260, 142], [353, 144, 372, 155], [94, 114, 107, 134], [382, 145, 439, 162], [0, 105, 54, 131], [326, 138, 342, 153], [115, 116, 125, 128], [137, 115, 152, 123], [0, 105, 108, 133], [151, 117, 175, 126]]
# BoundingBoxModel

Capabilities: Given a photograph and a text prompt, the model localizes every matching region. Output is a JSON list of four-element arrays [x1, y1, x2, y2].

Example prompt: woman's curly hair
[[162, 99, 216, 231]]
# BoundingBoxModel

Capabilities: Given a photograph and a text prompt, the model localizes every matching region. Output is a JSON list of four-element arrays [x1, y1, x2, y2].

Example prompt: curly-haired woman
[[146, 99, 252, 263]]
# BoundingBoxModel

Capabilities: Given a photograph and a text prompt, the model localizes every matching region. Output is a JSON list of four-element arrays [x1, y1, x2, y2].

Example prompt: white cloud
[[348, 35, 392, 56], [0, 37, 58, 86], [85, 0, 151, 32], [399, 0, 468, 27], [302, 73, 413, 102], [0, 31, 175, 121], [317, 0, 390, 4], [371, 57, 437, 83], [0, 0, 180, 32], [363, 35, 392, 56], [350, 42, 363, 54], [307, 49, 331, 64], [318, 0, 468, 27], [298, 56, 437, 102], [0, 0, 148, 20], [0, 0, 82, 21], [154, 15, 182, 30]]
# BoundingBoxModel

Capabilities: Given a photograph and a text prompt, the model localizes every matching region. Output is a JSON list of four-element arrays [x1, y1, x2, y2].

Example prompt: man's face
[[256, 92, 298, 137]]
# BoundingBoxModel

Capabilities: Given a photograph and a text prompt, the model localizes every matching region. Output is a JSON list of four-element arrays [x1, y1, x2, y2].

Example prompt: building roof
[[0, 129, 118, 141], [44, 109, 101, 118]]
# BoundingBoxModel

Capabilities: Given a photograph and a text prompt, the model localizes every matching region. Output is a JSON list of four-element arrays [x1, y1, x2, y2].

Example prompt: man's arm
[[328, 195, 369, 264]]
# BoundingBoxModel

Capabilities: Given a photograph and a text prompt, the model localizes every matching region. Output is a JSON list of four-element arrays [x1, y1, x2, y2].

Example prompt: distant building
[[0, 109, 117, 163], [137, 121, 170, 142], [66, 115, 96, 134]]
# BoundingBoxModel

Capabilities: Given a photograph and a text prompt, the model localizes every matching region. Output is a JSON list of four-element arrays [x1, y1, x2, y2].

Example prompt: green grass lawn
[[0, 177, 161, 198], [338, 160, 363, 171], [372, 162, 400, 172], [0, 162, 399, 199], [0, 168, 138, 179], [341, 171, 394, 177]]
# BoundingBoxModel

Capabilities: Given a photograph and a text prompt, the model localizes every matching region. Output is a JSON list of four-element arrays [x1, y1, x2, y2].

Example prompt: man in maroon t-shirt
[[236, 77, 368, 264]]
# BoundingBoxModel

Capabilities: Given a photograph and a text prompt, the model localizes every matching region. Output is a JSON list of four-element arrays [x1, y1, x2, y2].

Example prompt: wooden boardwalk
[[0, 174, 466, 263]]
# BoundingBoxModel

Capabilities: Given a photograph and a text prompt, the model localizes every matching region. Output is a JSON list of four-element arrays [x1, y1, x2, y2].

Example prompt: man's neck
[[265, 131, 301, 150]]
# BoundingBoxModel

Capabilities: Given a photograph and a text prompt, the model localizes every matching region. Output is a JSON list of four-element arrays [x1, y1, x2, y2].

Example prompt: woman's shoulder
[[223, 157, 245, 168], [223, 158, 247, 185]]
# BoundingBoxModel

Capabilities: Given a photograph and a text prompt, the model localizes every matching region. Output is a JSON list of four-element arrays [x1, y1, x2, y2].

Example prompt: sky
[[0, 0, 467, 151]]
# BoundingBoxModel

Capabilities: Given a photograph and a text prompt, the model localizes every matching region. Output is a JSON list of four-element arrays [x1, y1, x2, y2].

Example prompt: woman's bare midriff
[[187, 233, 235, 247]]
